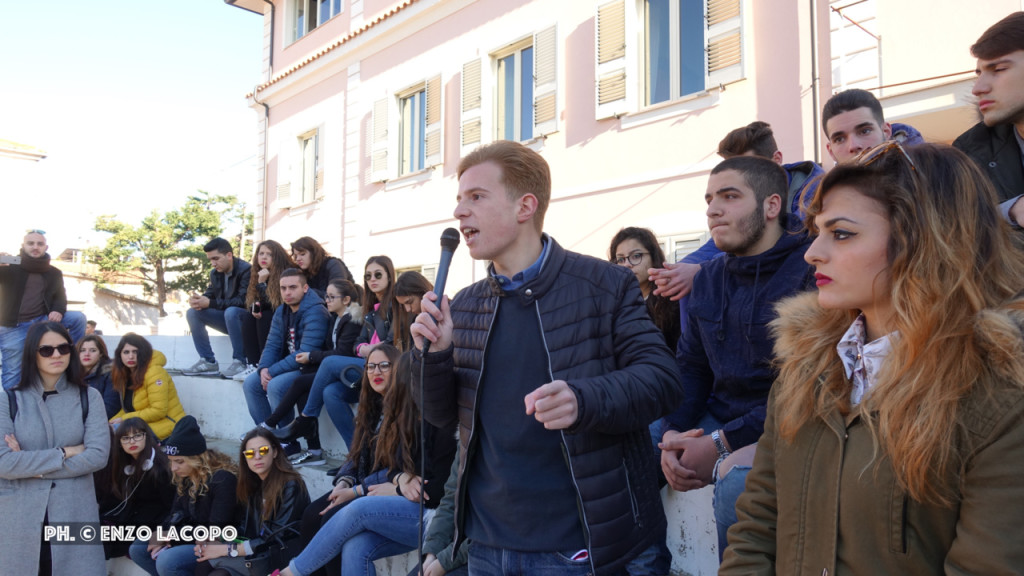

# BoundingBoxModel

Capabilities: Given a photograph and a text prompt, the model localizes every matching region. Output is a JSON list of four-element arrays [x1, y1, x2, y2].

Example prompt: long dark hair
[[77, 334, 111, 375], [17, 322, 85, 390], [393, 271, 433, 352], [237, 428, 307, 523], [346, 343, 401, 467], [373, 350, 419, 475], [246, 239, 294, 309], [608, 227, 676, 333], [112, 333, 153, 392], [110, 418, 170, 499], [362, 255, 396, 315], [290, 236, 329, 278]]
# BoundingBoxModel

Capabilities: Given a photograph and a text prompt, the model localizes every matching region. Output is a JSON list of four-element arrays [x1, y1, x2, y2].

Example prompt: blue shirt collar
[[490, 235, 549, 292]]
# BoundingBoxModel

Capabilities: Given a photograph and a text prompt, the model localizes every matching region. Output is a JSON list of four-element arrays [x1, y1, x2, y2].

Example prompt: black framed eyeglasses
[[120, 433, 146, 444], [364, 271, 384, 281], [38, 344, 72, 358], [366, 362, 392, 373], [324, 294, 337, 301], [613, 252, 649, 266], [243, 445, 271, 459]]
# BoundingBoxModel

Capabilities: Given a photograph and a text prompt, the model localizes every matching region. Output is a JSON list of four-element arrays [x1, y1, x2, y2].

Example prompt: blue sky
[[0, 0, 264, 254]]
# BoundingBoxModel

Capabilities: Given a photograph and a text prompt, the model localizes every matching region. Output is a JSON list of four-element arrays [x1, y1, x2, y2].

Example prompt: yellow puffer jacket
[[111, 350, 187, 439]]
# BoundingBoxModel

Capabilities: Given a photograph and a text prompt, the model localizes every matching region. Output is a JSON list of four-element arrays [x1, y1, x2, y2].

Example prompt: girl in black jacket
[[78, 334, 120, 419], [196, 428, 311, 575], [100, 418, 175, 559]]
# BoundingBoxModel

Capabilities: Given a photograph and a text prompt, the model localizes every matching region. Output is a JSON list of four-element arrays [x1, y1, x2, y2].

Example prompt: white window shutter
[[424, 74, 443, 167], [707, 0, 743, 87], [314, 127, 324, 199], [595, 0, 628, 119], [371, 97, 390, 182], [533, 25, 558, 137], [461, 59, 482, 155]]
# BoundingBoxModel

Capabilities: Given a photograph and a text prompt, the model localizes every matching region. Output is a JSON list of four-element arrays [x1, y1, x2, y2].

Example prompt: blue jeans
[[304, 355, 363, 447], [243, 368, 302, 427], [128, 539, 197, 576], [288, 495, 426, 576], [185, 306, 246, 363], [714, 462, 751, 561], [625, 537, 672, 575], [0, 311, 85, 390], [468, 543, 592, 576]]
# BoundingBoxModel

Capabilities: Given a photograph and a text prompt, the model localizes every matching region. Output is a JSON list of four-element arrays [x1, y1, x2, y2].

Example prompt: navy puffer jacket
[[413, 237, 683, 575]]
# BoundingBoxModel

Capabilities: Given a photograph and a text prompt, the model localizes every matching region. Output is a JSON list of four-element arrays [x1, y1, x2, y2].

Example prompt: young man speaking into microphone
[[411, 141, 683, 575]]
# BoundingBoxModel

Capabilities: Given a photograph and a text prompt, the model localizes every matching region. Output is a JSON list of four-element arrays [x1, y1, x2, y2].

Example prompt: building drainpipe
[[255, 0, 274, 242], [810, 0, 821, 165]]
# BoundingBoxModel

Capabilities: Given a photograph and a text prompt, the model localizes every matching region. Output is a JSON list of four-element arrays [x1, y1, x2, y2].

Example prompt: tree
[[88, 191, 245, 316]]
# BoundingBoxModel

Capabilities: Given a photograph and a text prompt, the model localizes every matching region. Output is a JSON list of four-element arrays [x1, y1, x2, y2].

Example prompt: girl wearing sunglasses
[[721, 144, 1024, 573], [0, 322, 111, 575], [273, 278, 366, 456], [354, 256, 397, 358], [78, 333, 121, 419], [99, 417, 174, 560], [110, 333, 187, 440], [195, 428, 309, 575], [130, 416, 237, 576], [276, 346, 457, 576]]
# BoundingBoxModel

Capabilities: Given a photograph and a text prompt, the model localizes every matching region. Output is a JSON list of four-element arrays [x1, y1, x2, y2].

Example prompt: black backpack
[[7, 386, 89, 422]]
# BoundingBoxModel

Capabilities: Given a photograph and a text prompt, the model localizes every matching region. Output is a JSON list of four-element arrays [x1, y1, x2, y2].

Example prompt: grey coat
[[0, 376, 111, 576]]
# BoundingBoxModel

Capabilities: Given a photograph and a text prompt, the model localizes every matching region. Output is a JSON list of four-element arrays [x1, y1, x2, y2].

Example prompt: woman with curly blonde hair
[[721, 143, 1024, 573], [129, 416, 238, 576]]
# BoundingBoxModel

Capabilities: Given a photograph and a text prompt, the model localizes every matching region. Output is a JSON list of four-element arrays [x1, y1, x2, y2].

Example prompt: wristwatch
[[228, 543, 239, 558], [711, 430, 731, 459]]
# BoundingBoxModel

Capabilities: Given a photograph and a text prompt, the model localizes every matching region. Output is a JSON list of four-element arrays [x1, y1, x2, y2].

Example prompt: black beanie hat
[[162, 416, 207, 456]]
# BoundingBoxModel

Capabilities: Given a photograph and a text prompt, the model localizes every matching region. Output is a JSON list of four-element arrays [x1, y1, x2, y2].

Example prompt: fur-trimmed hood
[[771, 291, 1024, 389]]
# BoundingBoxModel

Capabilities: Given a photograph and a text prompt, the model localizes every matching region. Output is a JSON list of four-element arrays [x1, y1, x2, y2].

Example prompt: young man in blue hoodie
[[242, 268, 329, 434], [660, 156, 815, 560]]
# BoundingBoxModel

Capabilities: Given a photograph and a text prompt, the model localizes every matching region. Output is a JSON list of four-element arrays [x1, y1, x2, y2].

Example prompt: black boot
[[273, 415, 317, 443]]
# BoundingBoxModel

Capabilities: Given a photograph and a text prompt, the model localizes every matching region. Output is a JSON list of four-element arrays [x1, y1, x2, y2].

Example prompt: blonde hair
[[776, 144, 1024, 506], [173, 449, 237, 502]]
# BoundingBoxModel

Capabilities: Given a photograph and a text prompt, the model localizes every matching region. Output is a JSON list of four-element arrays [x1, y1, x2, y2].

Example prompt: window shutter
[[314, 127, 324, 198], [707, 0, 743, 87], [424, 74, 443, 167], [371, 97, 390, 182], [533, 25, 558, 136], [461, 59, 482, 155], [595, 0, 628, 119]]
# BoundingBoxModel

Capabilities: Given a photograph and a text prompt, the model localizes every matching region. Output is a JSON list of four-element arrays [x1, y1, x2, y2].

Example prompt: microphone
[[433, 227, 461, 301]]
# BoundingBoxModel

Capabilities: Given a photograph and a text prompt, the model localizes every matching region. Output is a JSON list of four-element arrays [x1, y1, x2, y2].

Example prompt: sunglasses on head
[[38, 344, 72, 358], [364, 271, 384, 281], [243, 445, 271, 459]]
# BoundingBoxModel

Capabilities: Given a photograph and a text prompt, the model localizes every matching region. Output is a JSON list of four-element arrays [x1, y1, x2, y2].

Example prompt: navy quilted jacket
[[412, 237, 683, 575]]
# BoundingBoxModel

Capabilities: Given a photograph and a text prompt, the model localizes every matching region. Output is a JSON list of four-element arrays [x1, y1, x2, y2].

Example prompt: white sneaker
[[230, 363, 258, 381], [182, 359, 219, 376]]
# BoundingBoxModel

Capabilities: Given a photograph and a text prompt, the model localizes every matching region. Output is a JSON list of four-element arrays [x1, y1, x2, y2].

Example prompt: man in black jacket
[[411, 141, 683, 575], [0, 230, 86, 390], [182, 237, 251, 378], [953, 12, 1024, 227]]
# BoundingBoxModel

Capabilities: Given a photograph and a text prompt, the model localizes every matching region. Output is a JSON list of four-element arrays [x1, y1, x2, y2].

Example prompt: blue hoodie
[[667, 225, 815, 450], [259, 288, 330, 377]]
